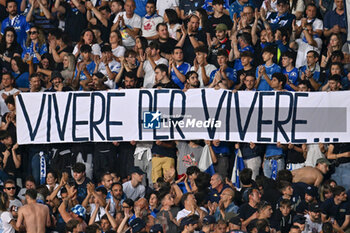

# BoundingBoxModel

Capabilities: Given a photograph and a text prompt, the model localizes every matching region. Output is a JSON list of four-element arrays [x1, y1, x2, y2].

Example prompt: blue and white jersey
[[234, 45, 255, 71], [267, 12, 295, 31], [283, 67, 298, 91], [229, 0, 255, 19], [22, 42, 48, 64], [75, 60, 97, 82], [1, 15, 31, 48], [256, 63, 281, 91], [299, 65, 321, 84], [210, 67, 237, 86], [98, 59, 121, 89], [203, 0, 230, 13], [170, 62, 191, 89]]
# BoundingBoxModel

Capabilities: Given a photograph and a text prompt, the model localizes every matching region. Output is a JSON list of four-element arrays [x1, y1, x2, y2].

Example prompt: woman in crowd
[[10, 56, 30, 91], [61, 53, 76, 87], [110, 30, 126, 60], [0, 27, 22, 72], [73, 29, 101, 60], [164, 9, 181, 40], [22, 26, 48, 65]]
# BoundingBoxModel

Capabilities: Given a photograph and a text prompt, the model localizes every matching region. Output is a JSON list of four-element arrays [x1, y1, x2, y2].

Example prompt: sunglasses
[[29, 31, 38, 35], [5, 187, 16, 190]]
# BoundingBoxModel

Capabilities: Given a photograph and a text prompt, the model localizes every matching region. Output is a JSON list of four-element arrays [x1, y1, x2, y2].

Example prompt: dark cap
[[180, 216, 198, 227], [228, 216, 241, 226], [93, 72, 105, 79], [305, 185, 317, 197], [130, 166, 146, 175], [316, 158, 331, 166], [203, 215, 216, 225], [277, 0, 288, 4], [212, 0, 224, 5], [293, 215, 306, 224], [130, 218, 146, 233], [101, 44, 112, 53], [308, 203, 321, 212], [50, 71, 63, 82], [150, 224, 163, 233]]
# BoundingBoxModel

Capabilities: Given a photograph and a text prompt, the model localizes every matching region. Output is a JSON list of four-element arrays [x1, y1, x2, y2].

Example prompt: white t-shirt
[[176, 207, 207, 221], [113, 12, 141, 48], [296, 18, 323, 34], [122, 181, 145, 201], [295, 37, 322, 68], [156, 0, 179, 17], [0, 88, 20, 118], [168, 23, 181, 40], [303, 214, 322, 233], [142, 14, 163, 38], [143, 57, 168, 88], [191, 64, 217, 87], [112, 46, 126, 58], [98, 59, 121, 89], [89, 203, 106, 222], [0, 211, 15, 233]]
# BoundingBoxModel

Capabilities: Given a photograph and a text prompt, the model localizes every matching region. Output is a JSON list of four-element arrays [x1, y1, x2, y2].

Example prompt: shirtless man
[[16, 189, 51, 233], [291, 158, 330, 187]]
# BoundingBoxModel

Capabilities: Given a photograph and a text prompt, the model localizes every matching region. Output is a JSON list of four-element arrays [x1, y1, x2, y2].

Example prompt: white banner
[[16, 89, 350, 144]]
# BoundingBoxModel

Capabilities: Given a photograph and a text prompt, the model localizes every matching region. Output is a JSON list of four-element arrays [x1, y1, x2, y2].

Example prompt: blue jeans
[[331, 162, 350, 191], [264, 158, 285, 179]]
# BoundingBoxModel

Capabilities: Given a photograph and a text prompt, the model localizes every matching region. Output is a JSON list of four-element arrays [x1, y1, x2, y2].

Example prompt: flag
[[198, 145, 215, 175], [231, 149, 245, 188]]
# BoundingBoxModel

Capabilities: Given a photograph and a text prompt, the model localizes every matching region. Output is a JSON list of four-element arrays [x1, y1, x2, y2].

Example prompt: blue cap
[[150, 224, 163, 233], [71, 204, 86, 219], [130, 218, 146, 233]]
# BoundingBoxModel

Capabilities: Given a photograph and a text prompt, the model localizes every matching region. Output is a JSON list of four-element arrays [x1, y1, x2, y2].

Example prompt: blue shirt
[[214, 202, 239, 221], [74, 60, 97, 89], [265, 144, 284, 157], [134, 0, 147, 17], [234, 45, 255, 71], [282, 67, 298, 91], [1, 15, 31, 48], [210, 67, 237, 86], [229, 0, 255, 19], [170, 62, 191, 89], [12, 72, 29, 88], [266, 12, 295, 31], [324, 10, 346, 31], [299, 65, 321, 85], [22, 42, 48, 64], [256, 63, 281, 91]]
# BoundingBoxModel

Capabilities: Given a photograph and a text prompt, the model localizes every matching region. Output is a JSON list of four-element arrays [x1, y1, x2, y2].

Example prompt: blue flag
[[198, 145, 215, 175], [231, 149, 245, 188]]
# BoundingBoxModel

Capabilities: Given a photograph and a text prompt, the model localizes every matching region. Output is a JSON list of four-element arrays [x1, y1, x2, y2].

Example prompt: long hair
[[11, 56, 28, 74], [0, 192, 9, 212], [64, 53, 76, 71], [165, 9, 180, 25], [290, 0, 297, 12], [110, 30, 123, 46], [195, 8, 208, 29], [0, 27, 19, 53], [26, 26, 46, 48], [78, 28, 97, 46]]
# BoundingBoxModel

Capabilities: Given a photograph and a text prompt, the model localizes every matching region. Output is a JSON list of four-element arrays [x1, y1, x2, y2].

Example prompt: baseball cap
[[228, 216, 241, 226], [50, 71, 64, 82], [130, 166, 146, 175], [130, 218, 146, 233], [215, 23, 228, 31], [308, 203, 321, 212], [305, 185, 317, 197], [71, 204, 86, 219], [150, 224, 163, 233], [203, 215, 216, 225], [277, 0, 288, 4], [180, 216, 198, 227], [293, 215, 306, 224], [316, 158, 331, 166]]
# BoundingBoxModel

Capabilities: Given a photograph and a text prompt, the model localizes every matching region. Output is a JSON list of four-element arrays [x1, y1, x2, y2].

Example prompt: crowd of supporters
[[0, 0, 349, 231]]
